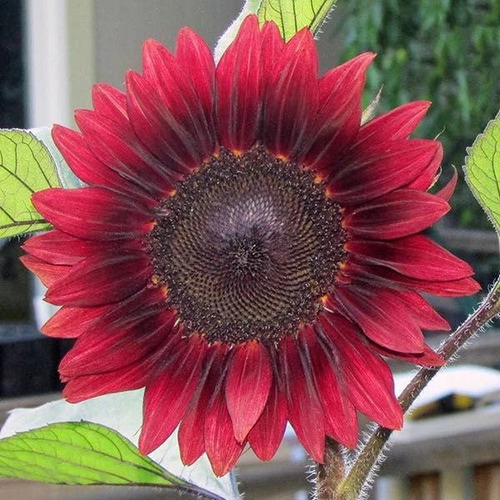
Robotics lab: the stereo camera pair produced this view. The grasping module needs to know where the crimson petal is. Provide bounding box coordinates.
[33,187,151,241]
[345,190,450,240]
[373,342,444,367]
[216,15,262,151]
[225,341,272,442]
[204,390,245,477]
[41,304,109,338]
[260,21,285,84]
[58,315,174,378]
[354,101,431,145]
[263,28,319,159]
[140,335,207,454]
[247,379,287,461]
[330,140,441,204]
[23,230,135,266]
[63,353,160,402]
[279,335,325,462]
[307,53,375,171]
[346,260,481,297]
[406,143,444,191]
[397,290,450,331]
[435,167,458,202]
[91,84,128,125]
[52,125,155,201]
[175,28,215,123]
[75,109,177,198]
[142,39,215,160]
[45,252,151,307]
[306,325,358,448]
[333,287,425,353]
[348,234,475,281]
[320,314,403,429]
[20,255,69,288]
[126,71,198,173]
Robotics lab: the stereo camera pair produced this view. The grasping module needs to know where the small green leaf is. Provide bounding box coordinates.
[0,129,60,238]
[0,421,224,498]
[257,0,337,40]
[1,391,240,499]
[464,110,500,235]
[0,422,179,486]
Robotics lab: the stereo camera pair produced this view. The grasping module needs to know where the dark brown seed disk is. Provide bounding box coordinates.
[149,144,347,345]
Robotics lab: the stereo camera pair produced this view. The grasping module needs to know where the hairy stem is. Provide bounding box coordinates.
[319,279,500,499]
[316,438,346,500]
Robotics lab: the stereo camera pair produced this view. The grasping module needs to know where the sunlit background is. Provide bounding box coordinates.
[1,1,499,499]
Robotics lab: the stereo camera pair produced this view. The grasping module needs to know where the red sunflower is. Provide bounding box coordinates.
[22,16,479,476]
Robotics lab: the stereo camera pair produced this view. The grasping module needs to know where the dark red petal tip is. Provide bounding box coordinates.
[225,341,272,443]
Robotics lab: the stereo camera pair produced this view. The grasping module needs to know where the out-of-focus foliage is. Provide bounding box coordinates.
[337,0,500,229]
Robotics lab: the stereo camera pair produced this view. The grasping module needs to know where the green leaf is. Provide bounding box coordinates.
[257,0,337,40]
[464,110,500,235]
[0,422,177,486]
[0,422,223,499]
[1,390,240,499]
[214,0,336,62]
[0,129,60,238]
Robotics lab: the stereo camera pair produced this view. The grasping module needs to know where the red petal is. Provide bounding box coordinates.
[178,386,210,466]
[142,39,215,160]
[307,53,375,171]
[345,190,449,240]
[63,354,158,402]
[45,252,151,307]
[91,84,128,124]
[44,287,166,339]
[178,348,226,466]
[225,341,273,442]
[348,234,475,281]
[435,167,458,202]
[346,260,481,297]
[355,101,431,145]
[329,140,441,204]
[75,109,177,197]
[373,342,445,367]
[279,335,325,462]
[23,230,133,266]
[58,313,175,378]
[140,335,207,454]
[319,314,403,429]
[334,286,425,353]
[247,379,287,461]
[260,21,285,84]
[20,255,69,288]
[52,125,158,203]
[216,15,262,151]
[406,142,443,191]
[204,391,245,476]
[33,187,151,241]
[397,290,450,331]
[41,304,109,338]
[306,325,358,448]
[175,28,215,123]
[126,70,199,173]
[263,28,319,159]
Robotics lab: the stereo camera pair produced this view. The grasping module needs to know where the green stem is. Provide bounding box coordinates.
[325,278,500,499]
[316,438,346,500]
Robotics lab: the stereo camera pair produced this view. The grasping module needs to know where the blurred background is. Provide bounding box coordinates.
[0,0,500,499]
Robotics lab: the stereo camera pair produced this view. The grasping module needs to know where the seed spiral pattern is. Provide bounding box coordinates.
[150,145,347,344]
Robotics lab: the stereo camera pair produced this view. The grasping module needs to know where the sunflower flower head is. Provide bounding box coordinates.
[22,16,479,476]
